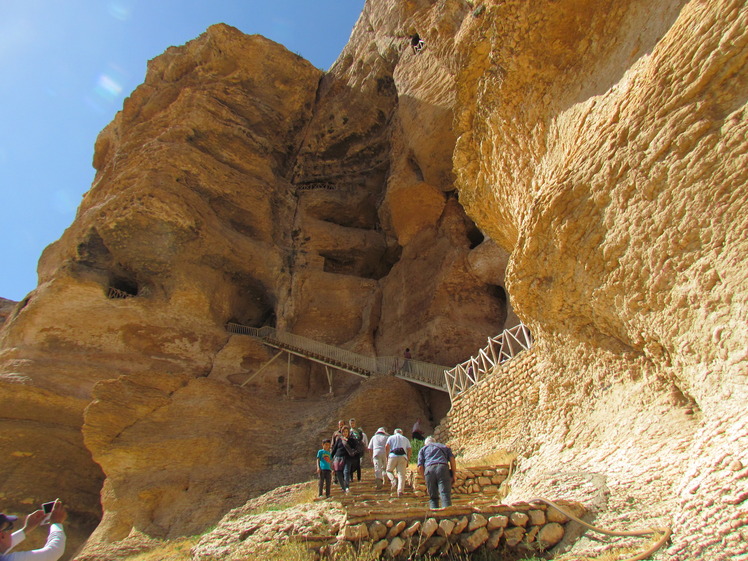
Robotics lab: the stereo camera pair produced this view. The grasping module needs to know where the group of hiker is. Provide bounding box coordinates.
[315,418,457,510]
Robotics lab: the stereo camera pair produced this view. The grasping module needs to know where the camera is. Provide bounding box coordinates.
[40,500,58,525]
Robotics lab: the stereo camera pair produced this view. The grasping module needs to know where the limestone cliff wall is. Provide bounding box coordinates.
[0,13,508,555]
[0,0,746,559]
[438,0,747,559]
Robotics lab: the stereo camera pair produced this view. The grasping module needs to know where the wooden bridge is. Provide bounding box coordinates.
[226,324,450,392]
[226,322,533,400]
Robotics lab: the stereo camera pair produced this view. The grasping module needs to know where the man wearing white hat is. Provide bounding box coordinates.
[367,427,389,489]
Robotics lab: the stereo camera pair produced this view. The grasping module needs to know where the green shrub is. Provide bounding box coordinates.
[411,438,425,463]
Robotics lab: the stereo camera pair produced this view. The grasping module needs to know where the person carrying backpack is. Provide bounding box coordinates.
[385,428,412,497]
[348,418,368,482]
[331,426,357,493]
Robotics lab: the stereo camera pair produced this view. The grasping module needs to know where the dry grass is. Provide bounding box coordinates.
[261,542,548,561]
[121,536,550,561]
[122,537,199,561]
[249,481,318,514]
[263,541,380,561]
[555,548,640,561]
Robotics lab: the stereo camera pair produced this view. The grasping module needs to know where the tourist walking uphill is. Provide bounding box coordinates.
[331,420,345,446]
[331,426,358,494]
[368,427,389,489]
[331,420,346,484]
[316,439,332,499]
[348,418,368,482]
[385,428,412,497]
[417,436,457,509]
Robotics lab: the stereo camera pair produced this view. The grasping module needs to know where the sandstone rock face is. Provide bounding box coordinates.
[441,0,747,559]
[1,13,508,551]
[1,26,322,551]
[0,297,16,325]
[1,0,745,559]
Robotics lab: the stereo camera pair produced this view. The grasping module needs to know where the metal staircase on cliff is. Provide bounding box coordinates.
[226,324,450,392]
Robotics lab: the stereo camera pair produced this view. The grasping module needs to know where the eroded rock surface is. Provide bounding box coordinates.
[442,0,748,559]
[1,0,746,559]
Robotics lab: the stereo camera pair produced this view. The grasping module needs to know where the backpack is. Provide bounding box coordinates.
[355,438,366,455]
[346,437,363,457]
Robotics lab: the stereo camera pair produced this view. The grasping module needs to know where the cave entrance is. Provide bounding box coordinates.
[107,274,139,299]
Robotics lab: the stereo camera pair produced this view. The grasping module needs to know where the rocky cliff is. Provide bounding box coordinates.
[0,11,503,559]
[1,0,746,559]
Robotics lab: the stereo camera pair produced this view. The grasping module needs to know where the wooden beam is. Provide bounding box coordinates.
[240,350,284,388]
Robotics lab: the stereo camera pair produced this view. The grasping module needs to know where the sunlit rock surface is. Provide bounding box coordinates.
[1,0,746,559]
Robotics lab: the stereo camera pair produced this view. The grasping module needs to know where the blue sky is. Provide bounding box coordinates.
[0,0,365,301]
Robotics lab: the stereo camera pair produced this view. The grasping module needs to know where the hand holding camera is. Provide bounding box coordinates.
[39,499,66,526]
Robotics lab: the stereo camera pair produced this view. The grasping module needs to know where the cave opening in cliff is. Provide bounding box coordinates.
[490,285,509,328]
[467,223,485,249]
[107,274,139,298]
[227,272,276,328]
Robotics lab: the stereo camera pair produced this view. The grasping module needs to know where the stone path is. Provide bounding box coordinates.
[332,470,506,523]
[315,466,582,558]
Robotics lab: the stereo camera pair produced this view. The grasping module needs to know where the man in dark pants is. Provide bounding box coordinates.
[417,436,457,509]
[348,418,368,482]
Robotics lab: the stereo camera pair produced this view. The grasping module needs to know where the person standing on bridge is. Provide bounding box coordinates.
[402,348,412,373]
[385,428,412,497]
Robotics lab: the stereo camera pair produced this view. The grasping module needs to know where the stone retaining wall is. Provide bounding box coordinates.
[410,466,510,497]
[437,349,540,451]
[328,500,585,559]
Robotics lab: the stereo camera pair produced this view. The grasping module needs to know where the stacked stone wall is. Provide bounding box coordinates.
[333,500,585,559]
[438,349,540,452]
[411,466,509,497]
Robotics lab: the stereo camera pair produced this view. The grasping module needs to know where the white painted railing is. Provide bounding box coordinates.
[443,323,533,400]
[107,286,135,299]
[226,323,449,391]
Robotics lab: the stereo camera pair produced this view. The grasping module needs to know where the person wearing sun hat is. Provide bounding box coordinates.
[0,500,67,560]
[367,427,389,489]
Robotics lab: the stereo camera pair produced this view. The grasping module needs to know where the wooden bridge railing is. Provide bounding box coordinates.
[443,323,533,400]
[226,323,449,391]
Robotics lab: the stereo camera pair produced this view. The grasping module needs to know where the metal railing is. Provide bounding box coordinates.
[107,286,135,299]
[444,323,533,400]
[226,323,449,391]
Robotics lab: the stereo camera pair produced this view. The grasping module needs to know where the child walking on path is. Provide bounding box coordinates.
[316,439,332,498]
